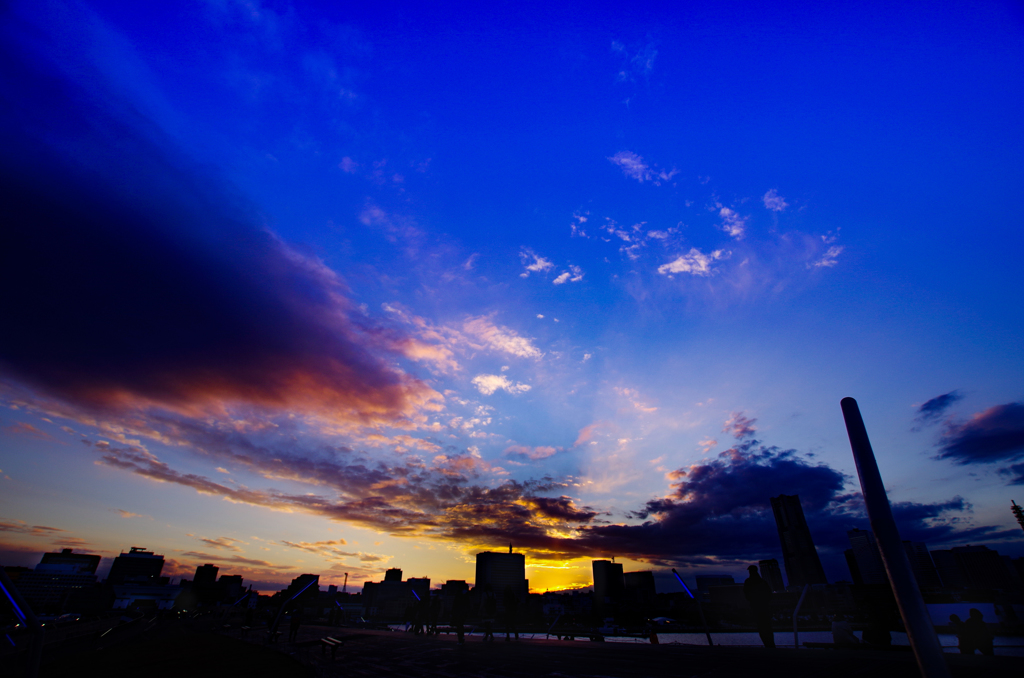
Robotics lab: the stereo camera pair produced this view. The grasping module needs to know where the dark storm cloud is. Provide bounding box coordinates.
[913,390,964,429]
[0,26,437,425]
[935,402,1024,465]
[91,434,997,566]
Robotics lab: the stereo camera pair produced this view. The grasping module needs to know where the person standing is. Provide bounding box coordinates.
[965,608,994,656]
[452,590,469,645]
[743,565,776,649]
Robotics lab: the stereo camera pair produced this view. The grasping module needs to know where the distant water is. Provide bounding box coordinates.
[387,626,1023,656]
[611,631,1024,656]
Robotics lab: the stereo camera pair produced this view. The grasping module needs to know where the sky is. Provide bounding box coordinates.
[1,0,1023,595]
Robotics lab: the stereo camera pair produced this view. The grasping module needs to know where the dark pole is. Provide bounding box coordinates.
[841,398,949,678]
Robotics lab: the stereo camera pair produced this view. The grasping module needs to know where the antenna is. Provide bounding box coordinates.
[509,542,512,554]
[343,572,348,593]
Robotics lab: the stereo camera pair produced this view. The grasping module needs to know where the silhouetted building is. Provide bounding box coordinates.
[385,568,403,582]
[847,529,886,585]
[902,541,942,590]
[592,560,624,613]
[770,494,827,587]
[40,548,101,574]
[758,559,785,592]
[194,564,219,586]
[844,549,863,585]
[930,545,1015,590]
[931,549,967,589]
[362,571,427,620]
[475,550,527,602]
[106,547,165,585]
[218,574,244,600]
[623,570,657,611]
[695,575,734,603]
[14,549,100,613]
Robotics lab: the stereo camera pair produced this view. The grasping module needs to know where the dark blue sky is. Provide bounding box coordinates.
[2,0,1022,591]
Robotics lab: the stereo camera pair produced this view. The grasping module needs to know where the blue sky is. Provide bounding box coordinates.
[2,0,1023,592]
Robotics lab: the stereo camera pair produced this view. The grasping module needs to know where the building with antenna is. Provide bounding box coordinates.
[770,494,828,588]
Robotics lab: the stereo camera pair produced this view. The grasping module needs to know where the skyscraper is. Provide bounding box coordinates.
[592,560,624,614]
[770,494,827,587]
[106,547,165,585]
[847,528,886,585]
[475,550,527,600]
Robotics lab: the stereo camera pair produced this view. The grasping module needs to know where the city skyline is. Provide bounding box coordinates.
[2,1,1024,594]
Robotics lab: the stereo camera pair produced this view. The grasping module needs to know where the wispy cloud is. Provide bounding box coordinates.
[763,189,788,212]
[471,374,531,396]
[810,245,844,268]
[718,207,747,239]
[723,411,757,439]
[519,248,554,277]
[657,248,729,276]
[504,445,560,461]
[607,151,678,185]
[198,536,244,552]
[553,265,584,285]
[913,390,964,429]
[463,317,542,359]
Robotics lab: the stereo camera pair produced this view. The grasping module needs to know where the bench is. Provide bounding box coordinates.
[320,636,344,659]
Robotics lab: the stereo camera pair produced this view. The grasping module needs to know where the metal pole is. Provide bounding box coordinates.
[792,584,808,649]
[0,565,44,678]
[841,398,950,678]
[672,569,712,647]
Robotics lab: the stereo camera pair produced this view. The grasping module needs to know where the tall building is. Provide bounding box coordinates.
[14,549,100,613]
[475,549,527,600]
[844,549,863,585]
[758,559,785,592]
[40,548,101,574]
[361,570,427,620]
[623,570,657,609]
[847,529,887,585]
[194,564,219,587]
[930,545,1015,590]
[106,547,165,585]
[384,568,403,582]
[592,560,624,614]
[770,494,827,587]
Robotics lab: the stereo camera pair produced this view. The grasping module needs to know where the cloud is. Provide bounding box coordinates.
[935,402,1024,467]
[504,445,560,461]
[913,390,964,429]
[3,421,55,441]
[471,374,531,396]
[113,509,147,519]
[763,189,788,212]
[718,208,747,239]
[179,551,294,569]
[608,151,652,182]
[723,412,757,439]
[553,265,584,285]
[0,521,67,537]
[199,536,243,552]
[810,245,844,268]
[463,317,542,359]
[606,152,678,185]
[0,39,441,429]
[519,248,554,277]
[657,248,729,276]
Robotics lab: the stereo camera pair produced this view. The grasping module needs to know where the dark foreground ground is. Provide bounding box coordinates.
[23,621,1023,678]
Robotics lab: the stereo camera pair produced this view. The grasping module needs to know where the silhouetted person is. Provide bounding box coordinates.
[482,590,497,642]
[452,591,469,645]
[743,565,775,649]
[965,608,993,656]
[429,595,441,635]
[949,614,973,654]
[503,587,520,641]
[288,607,302,642]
